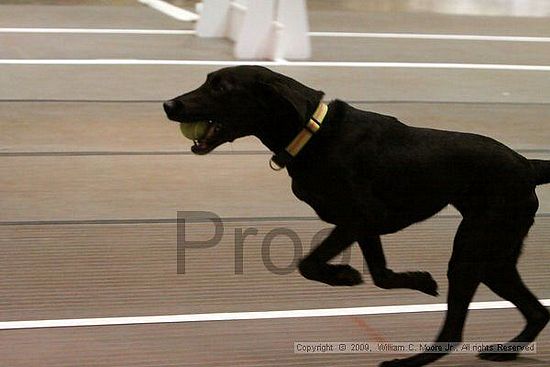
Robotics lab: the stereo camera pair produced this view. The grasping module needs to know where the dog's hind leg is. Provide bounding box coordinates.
[380,218,485,367]
[475,216,549,363]
[473,205,549,360]
[381,264,480,367]
[298,226,363,286]
[358,235,438,296]
[478,264,549,361]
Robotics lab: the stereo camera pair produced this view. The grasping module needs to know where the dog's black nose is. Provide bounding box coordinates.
[163,99,183,117]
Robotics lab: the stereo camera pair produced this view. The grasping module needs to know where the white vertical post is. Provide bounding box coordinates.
[276,0,311,59]
[226,0,248,42]
[196,0,231,37]
[234,0,275,59]
[271,21,285,61]
[195,0,311,60]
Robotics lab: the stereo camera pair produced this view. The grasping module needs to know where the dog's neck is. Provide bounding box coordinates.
[259,102,329,170]
[255,114,301,154]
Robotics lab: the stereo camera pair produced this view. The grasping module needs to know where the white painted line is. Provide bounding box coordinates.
[1,59,550,71]
[0,28,195,35]
[310,31,550,43]
[3,28,550,44]
[1,299,549,330]
[3,27,550,44]
[138,0,199,22]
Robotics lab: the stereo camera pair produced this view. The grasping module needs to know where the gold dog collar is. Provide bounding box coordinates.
[270,102,329,171]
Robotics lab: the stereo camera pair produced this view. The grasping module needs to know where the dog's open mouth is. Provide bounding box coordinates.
[164,106,227,155]
[188,120,225,155]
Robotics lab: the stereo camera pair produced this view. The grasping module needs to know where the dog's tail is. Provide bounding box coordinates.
[530,159,550,185]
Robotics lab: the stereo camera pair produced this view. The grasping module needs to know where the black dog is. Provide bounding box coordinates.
[164,66,550,367]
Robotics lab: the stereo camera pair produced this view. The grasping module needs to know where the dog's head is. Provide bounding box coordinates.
[163,66,324,154]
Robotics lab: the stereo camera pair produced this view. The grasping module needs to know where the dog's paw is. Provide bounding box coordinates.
[379,358,413,367]
[478,351,519,362]
[299,261,363,286]
[326,264,364,286]
[380,359,401,367]
[406,271,439,296]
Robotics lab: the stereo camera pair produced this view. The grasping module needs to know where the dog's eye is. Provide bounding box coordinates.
[212,83,226,93]
[210,76,227,93]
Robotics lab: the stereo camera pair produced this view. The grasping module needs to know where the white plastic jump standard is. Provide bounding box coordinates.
[275,0,311,59]
[196,0,311,60]
[196,0,232,38]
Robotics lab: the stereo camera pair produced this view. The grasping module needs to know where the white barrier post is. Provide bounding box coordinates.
[275,0,311,59]
[227,0,248,42]
[234,0,275,59]
[195,0,231,37]
[196,0,311,60]
[196,0,248,39]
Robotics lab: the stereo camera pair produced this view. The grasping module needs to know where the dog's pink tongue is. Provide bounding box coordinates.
[204,122,219,140]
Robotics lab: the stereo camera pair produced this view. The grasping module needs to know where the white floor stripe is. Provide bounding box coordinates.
[2,28,550,44]
[1,59,550,71]
[0,28,194,35]
[1,299,549,330]
[310,31,550,43]
[138,0,199,22]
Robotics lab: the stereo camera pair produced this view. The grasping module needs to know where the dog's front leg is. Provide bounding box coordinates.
[298,226,363,286]
[359,236,438,296]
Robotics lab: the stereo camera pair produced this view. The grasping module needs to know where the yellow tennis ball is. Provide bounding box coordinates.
[179,121,209,141]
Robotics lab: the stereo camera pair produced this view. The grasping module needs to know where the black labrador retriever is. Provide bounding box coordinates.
[163,66,550,367]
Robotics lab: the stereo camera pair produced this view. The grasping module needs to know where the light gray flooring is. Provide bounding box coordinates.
[0,1,549,366]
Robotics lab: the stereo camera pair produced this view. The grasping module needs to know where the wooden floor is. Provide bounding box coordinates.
[0,1,549,366]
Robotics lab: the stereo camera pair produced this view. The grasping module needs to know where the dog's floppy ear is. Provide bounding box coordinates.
[257,74,324,123]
